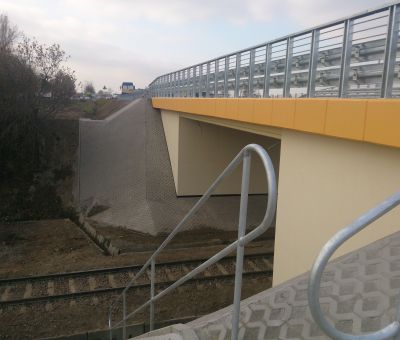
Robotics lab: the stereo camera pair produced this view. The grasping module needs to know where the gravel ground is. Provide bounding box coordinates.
[0,219,274,339]
[0,219,274,278]
[0,277,272,339]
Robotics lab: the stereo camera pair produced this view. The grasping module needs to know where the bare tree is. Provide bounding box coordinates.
[0,14,76,176]
[16,36,76,103]
[84,81,95,96]
[0,14,18,53]
[51,71,76,102]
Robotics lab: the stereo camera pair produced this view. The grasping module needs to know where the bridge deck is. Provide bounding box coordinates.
[152,97,400,149]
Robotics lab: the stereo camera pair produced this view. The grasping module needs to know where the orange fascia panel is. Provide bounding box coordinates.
[225,98,239,120]
[253,99,273,125]
[180,98,193,113]
[365,100,400,148]
[200,98,216,116]
[193,98,205,115]
[152,98,400,148]
[294,99,327,134]
[271,99,296,128]
[237,99,255,123]
[214,98,227,119]
[171,98,185,112]
[325,99,367,141]
[152,98,162,108]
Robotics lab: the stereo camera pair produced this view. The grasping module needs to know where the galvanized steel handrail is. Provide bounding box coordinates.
[108,144,277,340]
[308,192,400,340]
[148,2,400,99]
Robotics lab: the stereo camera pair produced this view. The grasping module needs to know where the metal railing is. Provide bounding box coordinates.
[108,144,277,340]
[308,192,400,339]
[149,2,400,99]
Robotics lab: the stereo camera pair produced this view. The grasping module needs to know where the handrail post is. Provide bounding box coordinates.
[107,144,277,334]
[338,19,353,97]
[308,192,400,339]
[122,292,127,340]
[150,258,156,331]
[214,60,219,97]
[263,44,271,98]
[307,29,320,98]
[231,151,251,340]
[108,309,112,340]
[382,4,400,98]
[224,56,229,97]
[234,52,241,97]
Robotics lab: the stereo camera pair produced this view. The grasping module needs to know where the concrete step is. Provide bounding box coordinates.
[131,324,198,340]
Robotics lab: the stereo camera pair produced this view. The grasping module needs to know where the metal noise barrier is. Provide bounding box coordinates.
[308,192,400,340]
[149,2,400,99]
[107,144,277,340]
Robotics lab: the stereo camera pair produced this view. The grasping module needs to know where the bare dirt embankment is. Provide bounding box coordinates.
[0,119,79,223]
[0,98,131,223]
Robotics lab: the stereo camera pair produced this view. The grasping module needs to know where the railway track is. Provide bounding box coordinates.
[0,249,273,307]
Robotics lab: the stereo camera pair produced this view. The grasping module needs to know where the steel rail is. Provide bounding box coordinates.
[0,242,273,286]
[149,2,397,80]
[308,192,400,339]
[108,144,277,340]
[149,2,400,98]
[1,266,273,307]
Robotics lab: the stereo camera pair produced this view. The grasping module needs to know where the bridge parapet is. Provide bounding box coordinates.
[149,2,400,99]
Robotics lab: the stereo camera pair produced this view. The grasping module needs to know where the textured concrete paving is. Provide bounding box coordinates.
[79,98,268,235]
[184,231,400,339]
[80,99,154,233]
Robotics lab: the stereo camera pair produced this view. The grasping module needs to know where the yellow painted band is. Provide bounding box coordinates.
[152,98,400,149]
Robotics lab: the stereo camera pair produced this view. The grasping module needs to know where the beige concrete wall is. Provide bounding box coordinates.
[178,117,280,196]
[160,110,281,196]
[180,113,282,140]
[161,111,180,192]
[273,129,400,286]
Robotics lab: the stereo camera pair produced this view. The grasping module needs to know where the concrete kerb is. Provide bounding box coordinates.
[131,324,199,340]
[76,213,120,256]
[42,316,199,340]
[42,322,146,340]
[79,98,141,124]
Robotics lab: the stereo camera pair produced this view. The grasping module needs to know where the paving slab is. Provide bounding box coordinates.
[170,231,400,339]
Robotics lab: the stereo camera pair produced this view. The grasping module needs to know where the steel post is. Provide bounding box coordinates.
[206,62,210,98]
[150,258,155,331]
[107,144,277,332]
[175,73,177,97]
[231,151,251,340]
[214,60,219,97]
[283,37,294,97]
[248,49,255,97]
[382,4,400,98]
[224,56,229,97]
[191,67,195,97]
[122,292,126,340]
[263,44,272,98]
[234,53,241,97]
[339,19,354,97]
[108,310,112,340]
[307,29,320,97]
[199,66,203,97]
[178,71,181,97]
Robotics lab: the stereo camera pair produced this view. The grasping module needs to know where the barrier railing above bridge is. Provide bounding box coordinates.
[149,2,400,99]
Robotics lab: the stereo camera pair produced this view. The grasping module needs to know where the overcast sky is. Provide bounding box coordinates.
[0,0,390,92]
